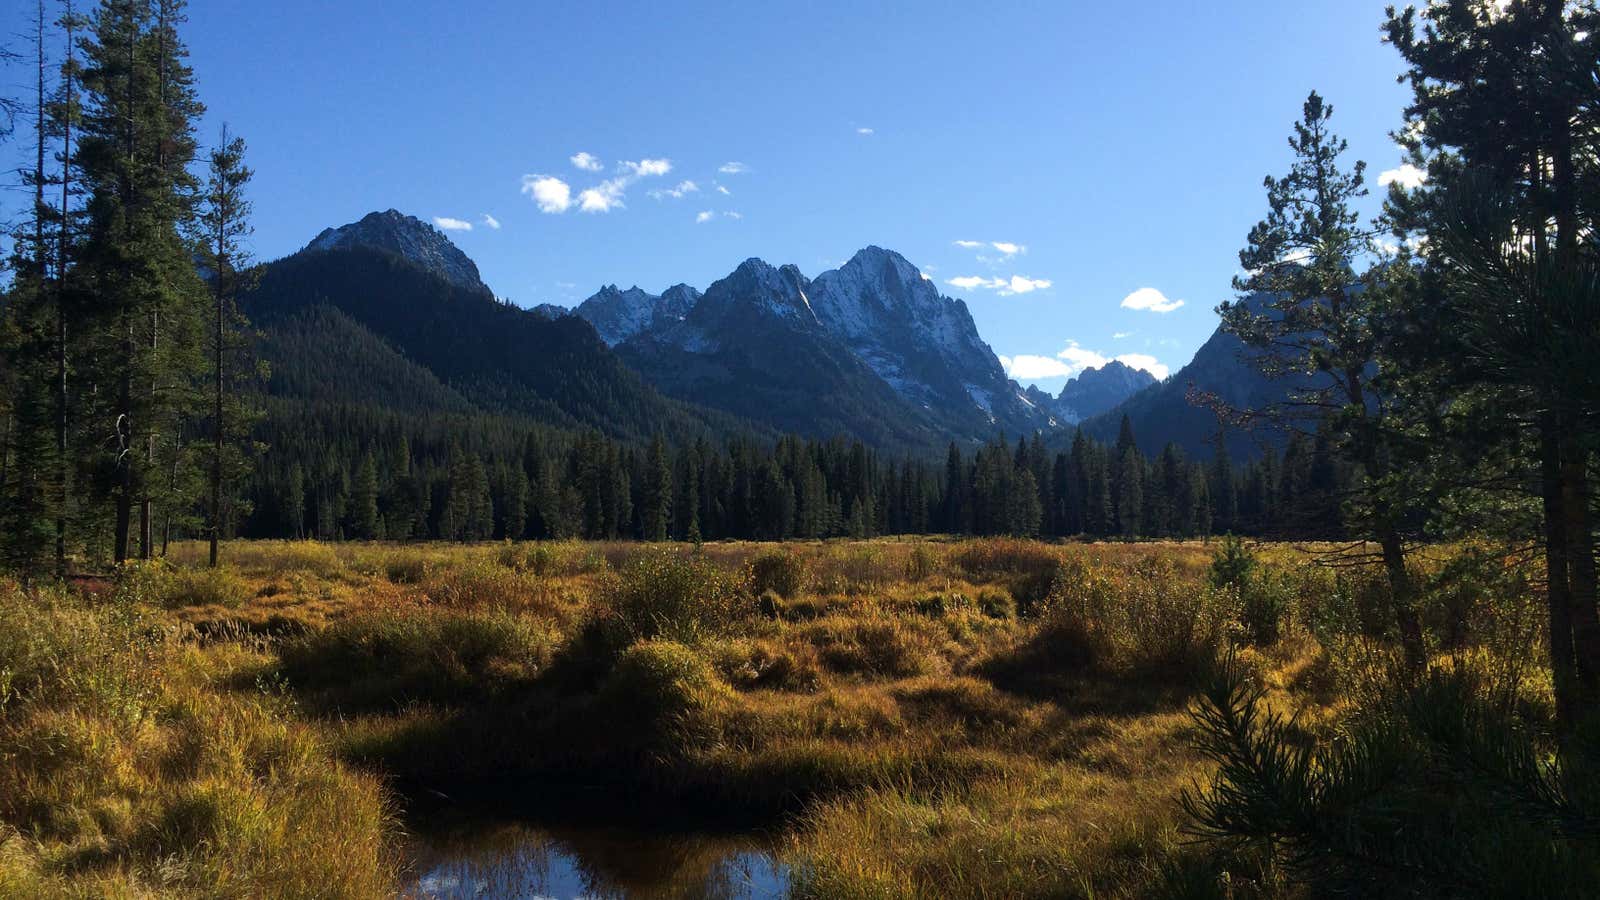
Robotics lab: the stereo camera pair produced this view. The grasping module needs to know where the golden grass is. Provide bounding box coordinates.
[1,536,1540,898]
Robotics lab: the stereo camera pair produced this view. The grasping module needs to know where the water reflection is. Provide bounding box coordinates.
[404,819,789,899]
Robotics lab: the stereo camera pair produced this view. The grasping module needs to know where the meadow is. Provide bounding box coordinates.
[0,536,1553,898]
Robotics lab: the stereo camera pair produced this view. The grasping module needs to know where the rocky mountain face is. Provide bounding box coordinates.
[609,248,1054,449]
[575,284,701,346]
[616,259,952,451]
[1054,360,1158,423]
[306,209,490,297]
[806,247,1051,433]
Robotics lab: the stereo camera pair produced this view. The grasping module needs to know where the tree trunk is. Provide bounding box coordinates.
[1542,410,1578,730]
[1379,528,1426,671]
[1562,427,1599,703]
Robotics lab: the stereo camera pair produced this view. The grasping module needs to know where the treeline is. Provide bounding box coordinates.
[0,0,260,575]
[239,405,1345,543]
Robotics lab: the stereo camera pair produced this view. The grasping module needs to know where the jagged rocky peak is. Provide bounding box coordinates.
[1055,360,1159,423]
[702,258,817,324]
[307,209,489,296]
[575,282,703,346]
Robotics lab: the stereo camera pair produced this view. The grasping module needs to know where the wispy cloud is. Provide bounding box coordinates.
[719,161,748,174]
[481,214,501,230]
[990,241,1024,255]
[724,211,742,220]
[715,184,731,195]
[622,158,672,177]
[696,211,714,224]
[856,127,875,135]
[946,275,1053,296]
[649,180,699,200]
[570,151,603,172]
[1002,341,1169,380]
[953,240,984,249]
[1378,163,1427,190]
[1120,287,1185,314]
[521,175,573,213]
[1112,331,1132,339]
[433,216,472,232]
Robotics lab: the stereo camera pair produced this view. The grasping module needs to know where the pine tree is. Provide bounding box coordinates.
[349,452,379,540]
[1220,91,1426,668]
[642,433,672,541]
[195,124,258,565]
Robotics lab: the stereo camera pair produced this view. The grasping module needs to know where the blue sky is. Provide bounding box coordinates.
[13,0,1417,388]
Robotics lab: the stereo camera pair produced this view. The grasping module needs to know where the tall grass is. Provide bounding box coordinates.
[0,583,394,897]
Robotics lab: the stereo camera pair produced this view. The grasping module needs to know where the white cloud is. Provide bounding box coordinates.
[1114,353,1169,379]
[570,151,603,172]
[622,158,672,177]
[578,177,629,213]
[695,211,714,224]
[522,175,573,213]
[1056,342,1111,374]
[715,184,731,195]
[481,214,501,230]
[1002,276,1050,294]
[1378,163,1428,190]
[945,275,1052,296]
[999,354,1075,379]
[953,240,984,249]
[649,180,699,200]
[433,216,472,232]
[719,161,748,174]
[1002,341,1170,381]
[857,127,875,135]
[724,211,742,220]
[1120,287,1185,313]
[991,241,1024,255]
[998,336,1164,377]
[1112,331,1132,339]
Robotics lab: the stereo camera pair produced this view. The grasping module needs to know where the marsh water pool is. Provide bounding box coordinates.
[399,790,791,899]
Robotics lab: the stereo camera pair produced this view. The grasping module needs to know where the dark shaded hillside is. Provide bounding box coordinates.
[244,246,755,445]
[1079,324,1311,460]
[255,305,475,416]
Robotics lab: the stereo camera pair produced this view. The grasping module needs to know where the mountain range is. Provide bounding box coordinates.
[247,210,1282,458]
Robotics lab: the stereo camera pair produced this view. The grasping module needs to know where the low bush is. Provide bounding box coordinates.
[606,548,752,644]
[601,639,730,760]
[278,607,550,709]
[807,617,935,678]
[976,587,1017,620]
[749,548,808,599]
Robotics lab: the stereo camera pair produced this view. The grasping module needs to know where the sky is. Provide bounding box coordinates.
[7,0,1418,389]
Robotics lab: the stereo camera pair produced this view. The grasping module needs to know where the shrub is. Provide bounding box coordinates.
[1238,569,1292,646]
[1183,656,1600,897]
[601,639,729,759]
[809,618,933,678]
[749,548,808,599]
[1207,535,1257,591]
[278,608,549,709]
[381,553,431,584]
[1029,556,1227,681]
[606,548,751,644]
[718,639,823,693]
[912,591,970,618]
[423,561,537,610]
[976,588,1017,620]
[904,544,941,582]
[950,538,1060,580]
